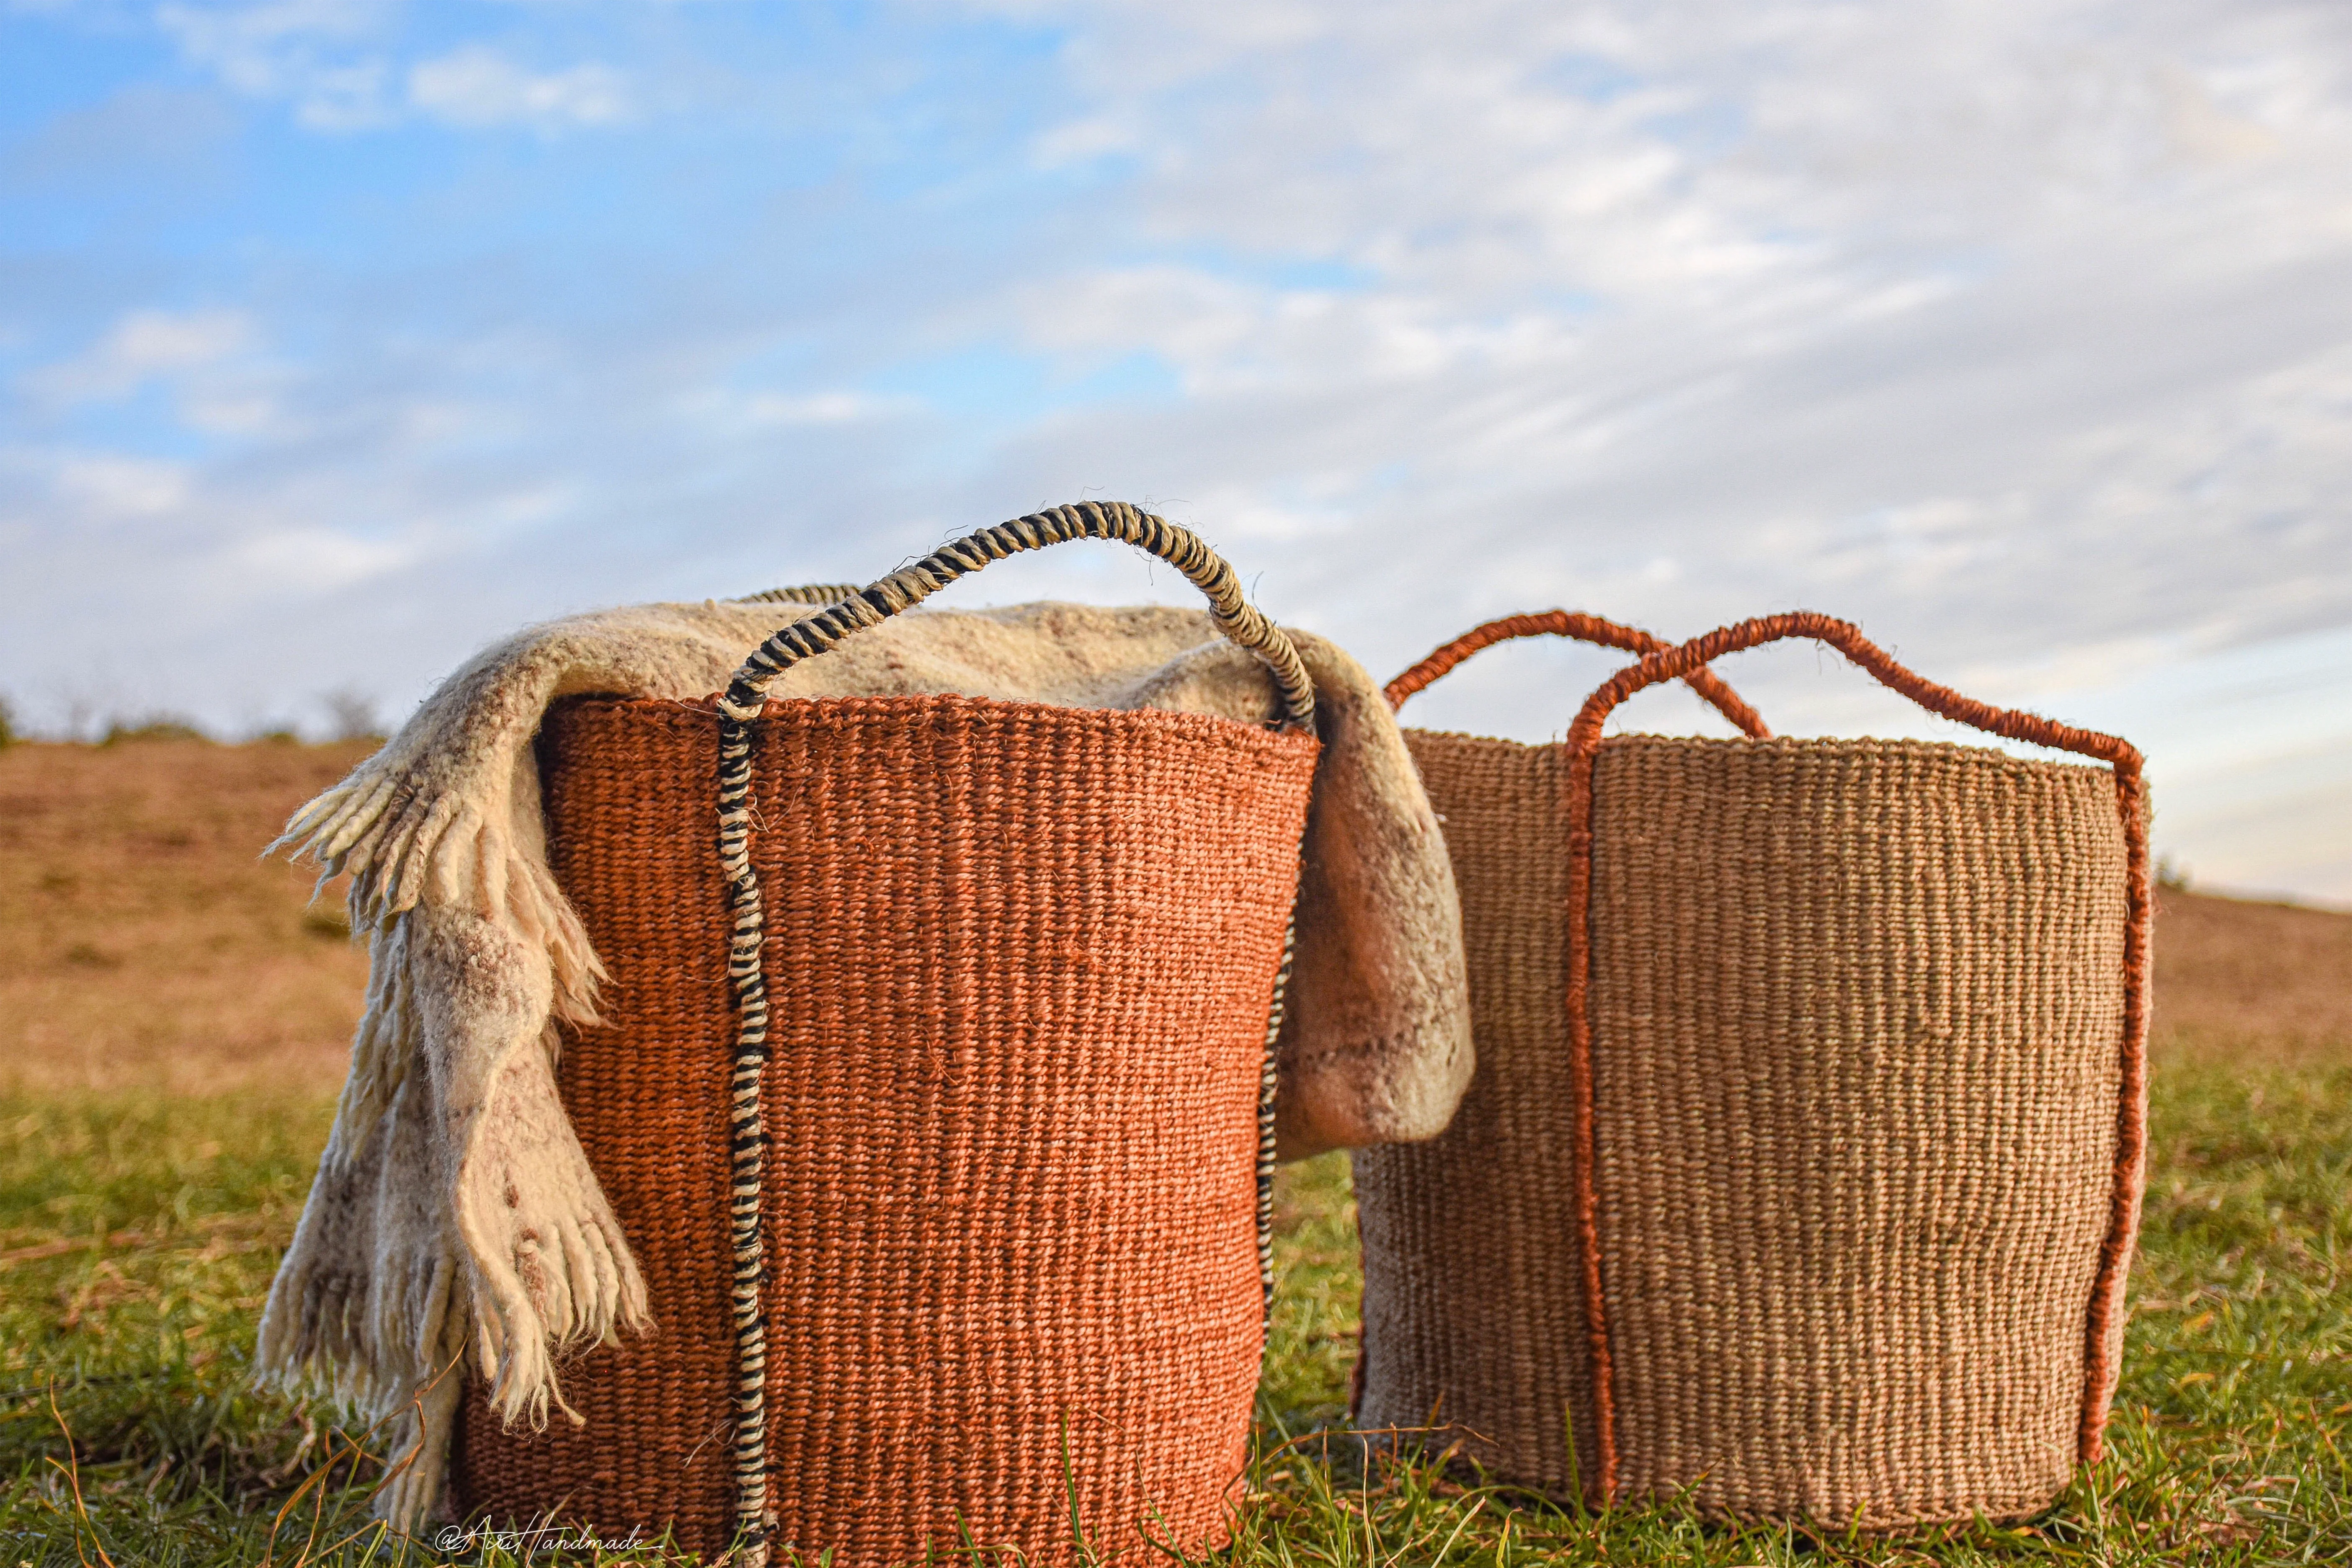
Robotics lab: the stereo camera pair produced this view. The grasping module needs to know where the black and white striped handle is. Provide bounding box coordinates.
[715,501,1316,731]
[734,582,865,607]
[712,503,1313,1565]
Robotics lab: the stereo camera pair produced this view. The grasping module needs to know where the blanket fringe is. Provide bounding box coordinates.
[452,1023,650,1432]
[276,766,606,1031]
[372,1292,470,1531]
[266,743,642,1530]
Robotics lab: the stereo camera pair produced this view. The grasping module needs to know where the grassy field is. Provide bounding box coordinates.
[2,738,2348,1565]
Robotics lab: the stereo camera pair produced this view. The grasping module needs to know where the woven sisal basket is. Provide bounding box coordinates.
[452,505,1321,1565]
[1354,610,2150,1527]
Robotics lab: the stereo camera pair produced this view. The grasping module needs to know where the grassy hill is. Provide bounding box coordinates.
[0,737,2346,1565]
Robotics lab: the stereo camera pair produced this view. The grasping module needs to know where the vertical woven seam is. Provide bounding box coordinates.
[1382,611,1772,739]
[1257,918,1298,1313]
[1559,742,1618,1506]
[1560,609,2152,1495]
[2087,767,2153,1463]
[714,711,774,1563]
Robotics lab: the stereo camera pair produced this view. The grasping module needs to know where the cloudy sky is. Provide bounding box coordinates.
[4,0,2349,904]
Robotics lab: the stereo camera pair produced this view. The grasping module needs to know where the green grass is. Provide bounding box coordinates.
[3,1057,2347,1565]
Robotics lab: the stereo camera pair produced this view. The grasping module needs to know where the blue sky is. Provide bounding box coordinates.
[5,0,2350,904]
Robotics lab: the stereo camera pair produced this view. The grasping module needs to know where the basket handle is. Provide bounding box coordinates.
[1566,610,2142,774]
[1554,609,2151,1506]
[734,583,865,606]
[716,501,1315,732]
[1384,611,1772,738]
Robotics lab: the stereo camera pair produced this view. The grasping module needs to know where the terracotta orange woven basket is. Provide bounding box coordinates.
[1355,610,2150,1527]
[452,504,1321,1565]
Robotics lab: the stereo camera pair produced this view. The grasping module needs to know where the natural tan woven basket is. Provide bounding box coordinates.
[1355,610,2150,1527]
[452,504,1320,1565]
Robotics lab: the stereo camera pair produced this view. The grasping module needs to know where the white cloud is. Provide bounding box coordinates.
[219,525,421,591]
[1031,113,1140,169]
[15,307,299,440]
[47,453,193,517]
[147,3,632,131]
[738,391,914,426]
[407,46,633,130]
[21,308,253,405]
[156,0,397,128]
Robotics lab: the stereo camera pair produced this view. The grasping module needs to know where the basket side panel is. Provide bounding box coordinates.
[1353,730,1600,1497]
[464,694,1313,1564]
[1589,735,2128,1525]
[748,698,1313,1566]
[454,697,740,1553]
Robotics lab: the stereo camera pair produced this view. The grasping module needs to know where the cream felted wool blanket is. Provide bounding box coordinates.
[258,594,1470,1528]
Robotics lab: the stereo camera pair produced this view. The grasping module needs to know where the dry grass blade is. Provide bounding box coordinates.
[46,1381,120,1568]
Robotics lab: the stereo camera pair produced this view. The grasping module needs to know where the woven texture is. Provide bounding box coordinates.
[1357,728,2132,1526]
[1353,732,1600,1489]
[455,691,1316,1563]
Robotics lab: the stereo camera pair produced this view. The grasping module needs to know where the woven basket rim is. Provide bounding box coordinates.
[1400,725,2111,776]
[556,689,1322,750]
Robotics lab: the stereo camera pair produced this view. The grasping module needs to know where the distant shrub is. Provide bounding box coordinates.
[319,688,385,744]
[0,695,14,750]
[101,714,212,745]
[301,908,353,941]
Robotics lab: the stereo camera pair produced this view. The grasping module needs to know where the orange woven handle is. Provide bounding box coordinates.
[1558,611,2151,1503]
[1384,611,1772,738]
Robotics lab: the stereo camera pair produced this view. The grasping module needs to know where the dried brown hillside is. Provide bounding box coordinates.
[0,738,373,1095]
[2151,885,2352,1065]
[0,738,2343,1094]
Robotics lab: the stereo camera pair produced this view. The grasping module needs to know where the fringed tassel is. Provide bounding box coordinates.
[447,1018,650,1434]
[374,1293,470,1532]
[261,758,642,1528]
[274,751,607,1034]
